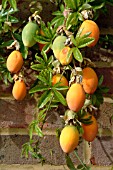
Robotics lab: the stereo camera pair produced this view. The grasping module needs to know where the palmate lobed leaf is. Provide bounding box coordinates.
[31,63,46,71]
[53,89,67,106]
[64,0,77,10]
[51,15,64,28]
[38,90,52,108]
[41,42,51,52]
[34,35,50,44]
[37,109,46,123]
[73,47,83,62]
[35,126,44,137]
[8,0,17,10]
[66,12,79,30]
[77,37,95,48]
[29,85,50,94]
[53,85,69,91]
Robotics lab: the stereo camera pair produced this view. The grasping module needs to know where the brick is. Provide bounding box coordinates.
[97,102,113,132]
[91,137,113,166]
[0,95,65,129]
[0,135,83,165]
[0,82,12,96]
[0,96,36,128]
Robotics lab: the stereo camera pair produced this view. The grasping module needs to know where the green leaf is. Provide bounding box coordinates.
[93,2,105,10]
[81,3,92,10]
[52,11,63,16]
[70,35,77,46]
[21,46,28,59]
[37,109,46,123]
[42,42,51,52]
[8,0,17,10]
[38,90,52,108]
[98,75,104,86]
[51,15,64,28]
[1,40,14,47]
[91,94,97,105]
[35,55,44,64]
[65,154,77,170]
[54,85,69,91]
[34,35,50,44]
[31,63,46,71]
[41,50,47,62]
[29,85,49,94]
[29,125,34,140]
[37,74,48,84]
[53,89,67,106]
[77,37,94,48]
[47,55,54,65]
[64,0,77,10]
[21,142,29,158]
[66,12,78,30]
[35,126,44,137]
[73,47,83,62]
[7,15,19,23]
[77,31,91,39]
[99,86,109,93]
[2,0,8,9]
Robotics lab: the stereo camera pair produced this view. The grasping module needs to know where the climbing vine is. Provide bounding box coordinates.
[0,0,113,169]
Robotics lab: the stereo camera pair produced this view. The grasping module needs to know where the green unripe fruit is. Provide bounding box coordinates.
[22,22,39,47]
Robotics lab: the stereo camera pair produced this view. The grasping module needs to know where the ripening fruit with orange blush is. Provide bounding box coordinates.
[66,83,85,112]
[82,67,98,94]
[6,50,23,73]
[52,74,68,95]
[12,80,27,100]
[82,113,98,142]
[60,125,79,153]
[52,74,69,86]
[79,20,100,47]
[59,46,72,65]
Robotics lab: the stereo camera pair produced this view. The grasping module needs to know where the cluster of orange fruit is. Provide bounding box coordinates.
[52,67,98,153]
[5,18,100,154]
[52,19,100,153]
[6,50,27,101]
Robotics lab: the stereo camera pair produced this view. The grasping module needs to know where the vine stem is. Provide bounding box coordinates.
[74,150,90,170]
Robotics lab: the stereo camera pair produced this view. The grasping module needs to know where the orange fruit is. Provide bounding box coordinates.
[59,46,72,65]
[66,83,85,112]
[6,50,23,73]
[82,67,98,94]
[60,125,79,153]
[79,20,100,47]
[52,74,68,86]
[82,113,98,142]
[12,80,27,100]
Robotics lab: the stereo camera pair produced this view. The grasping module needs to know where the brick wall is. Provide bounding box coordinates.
[0,0,113,170]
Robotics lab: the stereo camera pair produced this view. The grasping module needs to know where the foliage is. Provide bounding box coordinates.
[0,0,112,169]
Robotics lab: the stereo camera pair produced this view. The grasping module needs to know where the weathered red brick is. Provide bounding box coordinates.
[0,135,83,165]
[91,137,113,166]
[0,96,36,128]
